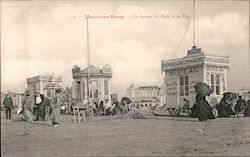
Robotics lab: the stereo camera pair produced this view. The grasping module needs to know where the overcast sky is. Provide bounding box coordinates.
[1,0,249,96]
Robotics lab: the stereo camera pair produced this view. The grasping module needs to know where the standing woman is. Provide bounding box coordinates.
[51,89,62,127]
[195,93,214,121]
[194,83,215,122]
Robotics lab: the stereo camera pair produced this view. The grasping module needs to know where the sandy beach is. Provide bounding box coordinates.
[1,111,250,157]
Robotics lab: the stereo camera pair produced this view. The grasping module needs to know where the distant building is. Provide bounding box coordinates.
[236,87,250,101]
[61,87,72,103]
[72,64,112,105]
[11,93,24,108]
[26,75,62,110]
[126,84,160,109]
[111,93,118,102]
[1,92,24,109]
[161,46,230,107]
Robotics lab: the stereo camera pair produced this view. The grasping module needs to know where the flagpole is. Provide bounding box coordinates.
[86,17,90,104]
[193,0,196,47]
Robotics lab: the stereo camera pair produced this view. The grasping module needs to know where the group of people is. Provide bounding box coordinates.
[69,98,130,117]
[91,99,114,116]
[187,93,250,121]
[13,89,63,127]
[216,94,250,117]
[31,89,62,127]
[3,85,249,125]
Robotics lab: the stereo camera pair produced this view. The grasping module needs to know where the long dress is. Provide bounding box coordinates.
[196,93,214,121]
[190,103,199,118]
[51,95,62,125]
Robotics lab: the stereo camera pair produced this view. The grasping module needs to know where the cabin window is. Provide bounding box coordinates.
[76,81,81,99]
[211,74,220,95]
[82,81,85,98]
[179,75,189,96]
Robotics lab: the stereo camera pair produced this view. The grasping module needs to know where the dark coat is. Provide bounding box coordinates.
[38,98,51,118]
[234,98,246,112]
[190,103,199,118]
[195,93,214,120]
[3,96,13,109]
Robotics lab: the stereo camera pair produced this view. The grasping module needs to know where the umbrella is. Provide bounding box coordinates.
[193,83,213,96]
[121,97,132,104]
[223,92,234,96]
[223,92,236,98]
[223,92,237,101]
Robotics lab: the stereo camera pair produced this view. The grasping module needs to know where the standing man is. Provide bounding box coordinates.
[3,93,14,119]
[51,89,62,127]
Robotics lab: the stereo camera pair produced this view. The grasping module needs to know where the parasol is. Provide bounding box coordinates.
[193,82,213,96]
[223,92,236,99]
[223,92,234,96]
[121,97,132,104]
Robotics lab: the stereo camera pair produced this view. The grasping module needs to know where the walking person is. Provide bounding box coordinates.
[51,89,62,127]
[193,83,215,121]
[195,93,214,121]
[3,93,14,119]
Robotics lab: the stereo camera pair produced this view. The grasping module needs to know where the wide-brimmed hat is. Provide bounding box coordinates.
[55,89,62,93]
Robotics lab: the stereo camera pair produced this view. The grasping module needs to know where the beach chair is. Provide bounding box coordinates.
[236,105,245,117]
[72,106,86,123]
[96,107,107,116]
[167,105,191,116]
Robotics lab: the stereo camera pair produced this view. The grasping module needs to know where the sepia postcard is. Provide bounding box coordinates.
[1,0,250,156]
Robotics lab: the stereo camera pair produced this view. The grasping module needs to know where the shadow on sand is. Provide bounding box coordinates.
[151,114,201,122]
[12,119,51,126]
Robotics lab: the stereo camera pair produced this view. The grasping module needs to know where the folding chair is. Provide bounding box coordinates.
[167,107,182,116]
[97,108,106,116]
[167,107,176,116]
[172,106,182,116]
[72,106,86,123]
[167,105,190,116]
[236,106,245,118]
